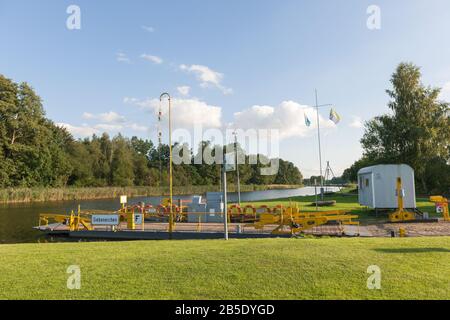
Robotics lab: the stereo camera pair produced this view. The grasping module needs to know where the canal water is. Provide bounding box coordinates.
[0,187,339,244]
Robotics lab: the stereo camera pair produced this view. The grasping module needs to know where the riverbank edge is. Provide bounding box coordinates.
[0,184,303,204]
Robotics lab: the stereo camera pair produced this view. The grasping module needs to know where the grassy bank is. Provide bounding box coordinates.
[243,192,439,223]
[0,237,448,299]
[0,184,302,204]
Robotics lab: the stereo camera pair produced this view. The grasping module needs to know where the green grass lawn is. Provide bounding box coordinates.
[242,192,440,223]
[0,237,449,300]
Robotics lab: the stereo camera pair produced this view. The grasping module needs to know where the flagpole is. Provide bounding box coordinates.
[306,91,333,201]
[315,89,324,200]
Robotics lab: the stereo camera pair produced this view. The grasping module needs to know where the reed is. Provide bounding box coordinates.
[0,184,302,204]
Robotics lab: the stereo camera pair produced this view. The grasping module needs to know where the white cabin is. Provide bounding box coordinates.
[357,164,416,209]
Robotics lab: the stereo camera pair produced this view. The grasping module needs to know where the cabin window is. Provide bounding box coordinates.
[365,179,369,187]
[359,177,363,189]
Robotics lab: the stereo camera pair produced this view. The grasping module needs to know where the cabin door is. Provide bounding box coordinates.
[359,173,373,207]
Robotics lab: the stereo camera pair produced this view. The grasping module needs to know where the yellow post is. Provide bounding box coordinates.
[160,93,174,237]
[77,205,81,231]
[69,210,75,231]
[127,207,135,230]
[396,177,403,211]
[443,202,450,222]
[389,177,415,222]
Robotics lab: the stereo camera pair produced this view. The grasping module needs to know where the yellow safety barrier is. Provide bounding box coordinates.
[242,205,257,222]
[228,204,242,222]
[37,199,360,237]
[247,205,358,235]
[429,196,450,221]
[39,209,93,231]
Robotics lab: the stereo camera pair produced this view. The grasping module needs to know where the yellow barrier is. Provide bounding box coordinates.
[247,205,358,235]
[429,196,449,221]
[39,210,93,231]
[38,202,360,236]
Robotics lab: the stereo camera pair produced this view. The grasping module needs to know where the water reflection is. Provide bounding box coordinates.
[0,187,339,244]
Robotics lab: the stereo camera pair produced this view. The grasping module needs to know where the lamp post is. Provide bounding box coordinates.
[160,92,174,236]
[232,131,241,206]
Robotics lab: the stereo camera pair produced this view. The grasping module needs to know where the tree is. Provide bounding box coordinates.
[133,153,151,186]
[0,75,19,186]
[44,122,73,186]
[355,62,450,192]
[67,140,94,186]
[110,135,134,186]
[131,136,153,159]
[193,141,220,185]
[274,159,303,185]
[0,78,74,187]
[342,157,375,183]
[0,73,305,189]
[86,135,110,186]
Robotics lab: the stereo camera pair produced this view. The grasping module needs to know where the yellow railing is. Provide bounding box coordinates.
[38,203,360,235]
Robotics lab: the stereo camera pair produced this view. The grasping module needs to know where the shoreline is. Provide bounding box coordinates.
[0,184,303,204]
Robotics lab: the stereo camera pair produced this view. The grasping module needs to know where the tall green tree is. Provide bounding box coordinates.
[274,159,303,185]
[359,63,450,192]
[0,78,73,187]
[0,75,19,186]
[110,135,134,186]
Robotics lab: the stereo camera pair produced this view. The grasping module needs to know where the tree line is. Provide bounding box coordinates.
[343,63,450,194]
[0,74,303,188]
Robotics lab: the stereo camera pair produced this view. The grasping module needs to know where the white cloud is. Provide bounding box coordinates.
[128,123,149,132]
[349,115,363,128]
[179,64,232,95]
[58,121,148,138]
[124,98,340,140]
[94,124,123,131]
[123,97,139,105]
[116,52,131,64]
[141,25,155,33]
[141,54,163,64]
[93,123,148,132]
[57,123,99,138]
[177,86,190,96]
[439,82,450,101]
[82,111,126,124]
[124,97,222,129]
[232,101,336,139]
[61,110,148,138]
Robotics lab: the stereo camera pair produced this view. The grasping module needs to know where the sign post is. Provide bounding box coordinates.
[120,195,127,208]
[91,215,120,226]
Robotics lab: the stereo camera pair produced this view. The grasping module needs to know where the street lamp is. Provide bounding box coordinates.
[232,131,241,206]
[160,92,174,236]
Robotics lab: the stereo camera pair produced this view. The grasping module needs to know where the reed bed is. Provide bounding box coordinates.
[0,184,302,204]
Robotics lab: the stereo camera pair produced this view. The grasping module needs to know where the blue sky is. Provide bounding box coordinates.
[1,0,450,177]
